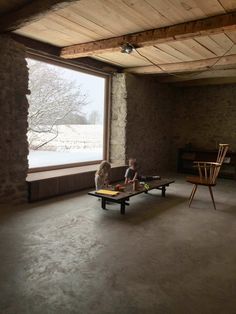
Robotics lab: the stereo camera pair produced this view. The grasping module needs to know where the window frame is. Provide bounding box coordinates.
[26,52,111,173]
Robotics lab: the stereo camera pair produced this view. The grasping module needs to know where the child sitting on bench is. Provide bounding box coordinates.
[95,160,111,190]
[125,158,138,184]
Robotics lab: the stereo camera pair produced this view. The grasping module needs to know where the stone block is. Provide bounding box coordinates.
[0,34,29,204]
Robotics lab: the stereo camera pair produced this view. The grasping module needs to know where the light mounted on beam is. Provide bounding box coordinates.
[120,43,134,54]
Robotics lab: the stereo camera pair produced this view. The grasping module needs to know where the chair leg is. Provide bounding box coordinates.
[189,184,198,207]
[208,186,216,210]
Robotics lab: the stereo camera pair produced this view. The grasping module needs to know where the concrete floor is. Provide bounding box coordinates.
[0,174,236,314]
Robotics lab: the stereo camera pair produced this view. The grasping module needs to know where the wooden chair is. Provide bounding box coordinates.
[186,144,229,209]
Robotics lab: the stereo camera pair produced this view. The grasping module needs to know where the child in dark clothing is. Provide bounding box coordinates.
[125,158,138,184]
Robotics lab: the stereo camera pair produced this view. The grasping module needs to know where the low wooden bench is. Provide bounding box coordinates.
[27,165,126,201]
[88,178,175,214]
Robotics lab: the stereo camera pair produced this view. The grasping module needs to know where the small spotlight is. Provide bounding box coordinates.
[121,43,134,54]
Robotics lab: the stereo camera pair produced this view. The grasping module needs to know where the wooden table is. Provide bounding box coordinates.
[88,178,175,215]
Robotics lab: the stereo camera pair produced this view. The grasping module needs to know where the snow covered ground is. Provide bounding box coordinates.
[28,149,102,168]
[28,124,103,168]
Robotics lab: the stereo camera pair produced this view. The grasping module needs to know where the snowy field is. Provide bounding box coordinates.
[28,149,102,168]
[28,124,103,168]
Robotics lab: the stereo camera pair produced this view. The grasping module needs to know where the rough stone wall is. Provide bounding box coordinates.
[126,75,174,174]
[110,73,174,175]
[171,84,236,167]
[111,75,236,174]
[0,35,29,203]
[110,73,127,165]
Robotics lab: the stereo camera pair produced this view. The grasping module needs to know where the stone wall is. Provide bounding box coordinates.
[1,40,235,204]
[126,75,174,174]
[171,84,236,168]
[111,75,236,174]
[110,73,174,175]
[110,73,127,165]
[0,35,29,203]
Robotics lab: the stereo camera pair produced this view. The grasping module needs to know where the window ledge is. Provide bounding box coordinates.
[27,164,96,182]
[27,163,125,182]
[26,164,126,201]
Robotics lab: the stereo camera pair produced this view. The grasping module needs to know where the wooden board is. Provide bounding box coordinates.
[94,51,150,67]
[60,11,236,58]
[157,69,236,83]
[14,0,236,47]
[4,0,236,77]
[0,0,78,32]
[219,0,236,11]
[125,54,236,74]
[89,32,236,69]
[88,178,175,214]
[0,0,31,16]
[89,179,175,201]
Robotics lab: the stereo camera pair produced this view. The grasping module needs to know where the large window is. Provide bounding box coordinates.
[27,56,108,170]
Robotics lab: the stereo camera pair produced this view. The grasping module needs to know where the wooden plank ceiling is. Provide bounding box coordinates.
[0,0,31,17]
[10,0,236,81]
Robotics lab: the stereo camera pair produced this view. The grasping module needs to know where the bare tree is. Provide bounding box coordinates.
[27,59,88,149]
[88,110,101,124]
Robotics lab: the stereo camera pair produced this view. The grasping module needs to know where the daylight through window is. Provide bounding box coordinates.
[27,57,106,169]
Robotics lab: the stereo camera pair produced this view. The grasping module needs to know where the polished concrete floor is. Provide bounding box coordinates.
[0,175,236,314]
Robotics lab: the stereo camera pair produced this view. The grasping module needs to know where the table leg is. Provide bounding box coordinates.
[120,202,126,215]
[101,198,106,210]
[162,186,166,197]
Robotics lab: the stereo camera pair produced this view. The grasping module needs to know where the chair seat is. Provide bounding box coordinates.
[186,176,216,186]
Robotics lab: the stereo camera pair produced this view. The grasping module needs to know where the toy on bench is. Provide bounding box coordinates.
[90,159,174,214]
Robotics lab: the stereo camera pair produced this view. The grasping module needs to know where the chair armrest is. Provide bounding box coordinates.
[192,162,221,181]
[193,161,221,166]
[193,164,210,169]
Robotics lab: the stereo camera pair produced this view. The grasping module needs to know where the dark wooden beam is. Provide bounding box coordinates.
[61,11,236,59]
[173,77,236,86]
[156,69,236,83]
[11,33,60,56]
[11,34,120,74]
[125,54,236,74]
[73,57,122,73]
[0,0,79,32]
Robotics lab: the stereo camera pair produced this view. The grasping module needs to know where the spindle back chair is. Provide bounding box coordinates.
[186,144,229,209]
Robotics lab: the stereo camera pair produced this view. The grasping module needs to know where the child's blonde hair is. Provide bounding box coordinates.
[128,158,137,168]
[96,160,111,177]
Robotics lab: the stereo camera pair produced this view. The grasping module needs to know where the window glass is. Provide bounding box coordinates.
[27,58,106,169]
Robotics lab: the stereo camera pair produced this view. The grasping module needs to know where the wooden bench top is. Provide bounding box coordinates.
[88,178,175,201]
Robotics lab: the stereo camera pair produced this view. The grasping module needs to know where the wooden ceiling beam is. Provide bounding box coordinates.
[157,69,236,83]
[11,33,61,56]
[0,0,79,32]
[61,11,236,59]
[11,34,120,73]
[124,54,236,74]
[173,77,236,86]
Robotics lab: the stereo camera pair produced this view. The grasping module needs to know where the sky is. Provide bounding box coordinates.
[27,58,105,122]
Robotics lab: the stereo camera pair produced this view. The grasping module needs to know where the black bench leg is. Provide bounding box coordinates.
[162,186,166,197]
[120,202,126,215]
[101,198,106,210]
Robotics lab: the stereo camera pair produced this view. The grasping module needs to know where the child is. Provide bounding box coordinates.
[125,158,138,184]
[95,160,111,190]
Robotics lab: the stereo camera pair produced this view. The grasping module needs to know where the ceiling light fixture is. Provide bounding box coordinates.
[120,43,134,54]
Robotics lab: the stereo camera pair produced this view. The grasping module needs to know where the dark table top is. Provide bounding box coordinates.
[88,178,175,201]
